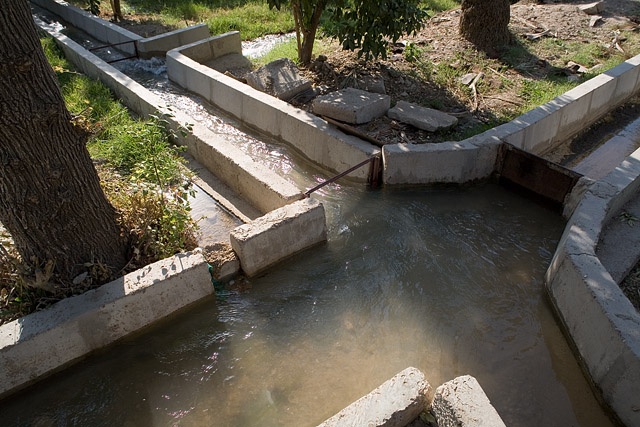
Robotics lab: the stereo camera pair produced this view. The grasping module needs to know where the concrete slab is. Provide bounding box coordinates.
[387,101,458,132]
[432,376,506,427]
[317,367,432,427]
[313,88,391,124]
[246,58,311,101]
[138,24,210,59]
[0,252,212,398]
[573,134,639,180]
[230,198,327,277]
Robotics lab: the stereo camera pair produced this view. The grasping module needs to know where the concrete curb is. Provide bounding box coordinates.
[231,198,327,277]
[36,22,303,215]
[383,53,640,185]
[317,367,432,427]
[32,0,211,58]
[545,147,640,426]
[166,34,380,181]
[0,252,212,399]
[432,376,506,427]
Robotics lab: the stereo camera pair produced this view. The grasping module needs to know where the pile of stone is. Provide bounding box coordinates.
[311,87,458,133]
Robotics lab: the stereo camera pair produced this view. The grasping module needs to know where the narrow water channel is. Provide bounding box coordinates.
[13,8,614,427]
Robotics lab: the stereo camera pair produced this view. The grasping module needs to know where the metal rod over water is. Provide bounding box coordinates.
[304,155,382,196]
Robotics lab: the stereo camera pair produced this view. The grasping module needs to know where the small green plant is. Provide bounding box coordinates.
[620,211,639,227]
[404,42,423,63]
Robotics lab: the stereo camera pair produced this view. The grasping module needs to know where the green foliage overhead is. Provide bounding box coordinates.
[327,0,428,59]
[267,0,427,62]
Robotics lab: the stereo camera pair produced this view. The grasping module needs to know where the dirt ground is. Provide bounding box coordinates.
[289,0,640,145]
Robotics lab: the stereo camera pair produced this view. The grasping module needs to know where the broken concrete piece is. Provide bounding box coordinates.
[432,376,506,427]
[388,101,458,132]
[589,15,603,27]
[246,58,311,101]
[230,198,326,277]
[579,1,604,15]
[461,73,477,86]
[318,367,432,427]
[312,88,391,124]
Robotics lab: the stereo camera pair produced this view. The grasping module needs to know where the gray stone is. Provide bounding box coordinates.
[317,367,432,427]
[205,53,252,74]
[579,1,605,15]
[245,58,311,101]
[388,101,458,132]
[312,88,391,124]
[432,376,506,427]
[461,73,477,86]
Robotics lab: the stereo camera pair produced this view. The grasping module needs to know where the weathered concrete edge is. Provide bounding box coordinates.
[32,0,210,59]
[544,148,640,426]
[166,39,380,181]
[38,24,303,214]
[230,198,327,277]
[316,367,432,427]
[383,53,640,185]
[432,375,506,427]
[31,0,141,55]
[0,252,212,399]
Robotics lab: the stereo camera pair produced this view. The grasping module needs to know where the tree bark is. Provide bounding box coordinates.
[460,0,511,54]
[0,0,128,281]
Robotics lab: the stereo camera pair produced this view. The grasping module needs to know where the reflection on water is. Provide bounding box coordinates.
[20,10,614,427]
[0,185,612,427]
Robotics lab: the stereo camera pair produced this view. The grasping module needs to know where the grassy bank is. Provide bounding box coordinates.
[0,38,199,325]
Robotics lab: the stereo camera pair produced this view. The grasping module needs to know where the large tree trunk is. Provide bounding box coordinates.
[0,0,128,281]
[460,0,511,54]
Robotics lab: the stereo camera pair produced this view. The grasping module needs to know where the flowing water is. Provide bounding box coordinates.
[10,9,614,427]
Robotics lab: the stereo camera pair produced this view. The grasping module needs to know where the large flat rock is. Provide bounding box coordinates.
[246,58,311,101]
[388,101,458,132]
[312,88,391,124]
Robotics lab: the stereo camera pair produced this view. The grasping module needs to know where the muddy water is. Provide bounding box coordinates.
[16,11,614,426]
[1,184,611,427]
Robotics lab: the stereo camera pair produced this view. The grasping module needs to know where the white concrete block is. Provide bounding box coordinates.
[318,367,432,427]
[555,83,594,143]
[185,65,212,101]
[383,141,494,185]
[209,31,243,57]
[432,376,506,427]
[181,39,213,63]
[241,89,284,137]
[231,198,327,277]
[312,88,391,124]
[587,73,617,119]
[0,252,212,398]
[610,60,640,102]
[210,74,244,118]
[166,52,187,88]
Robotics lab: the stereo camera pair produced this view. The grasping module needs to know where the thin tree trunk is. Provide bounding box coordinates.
[0,0,128,281]
[460,0,511,55]
[296,0,327,64]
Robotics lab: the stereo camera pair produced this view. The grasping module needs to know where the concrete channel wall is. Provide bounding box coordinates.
[0,252,211,398]
[41,25,302,215]
[166,33,380,181]
[32,0,211,58]
[545,148,640,426]
[383,53,640,186]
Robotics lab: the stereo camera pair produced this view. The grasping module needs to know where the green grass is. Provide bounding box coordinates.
[71,0,294,40]
[252,37,333,66]
[421,0,459,13]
